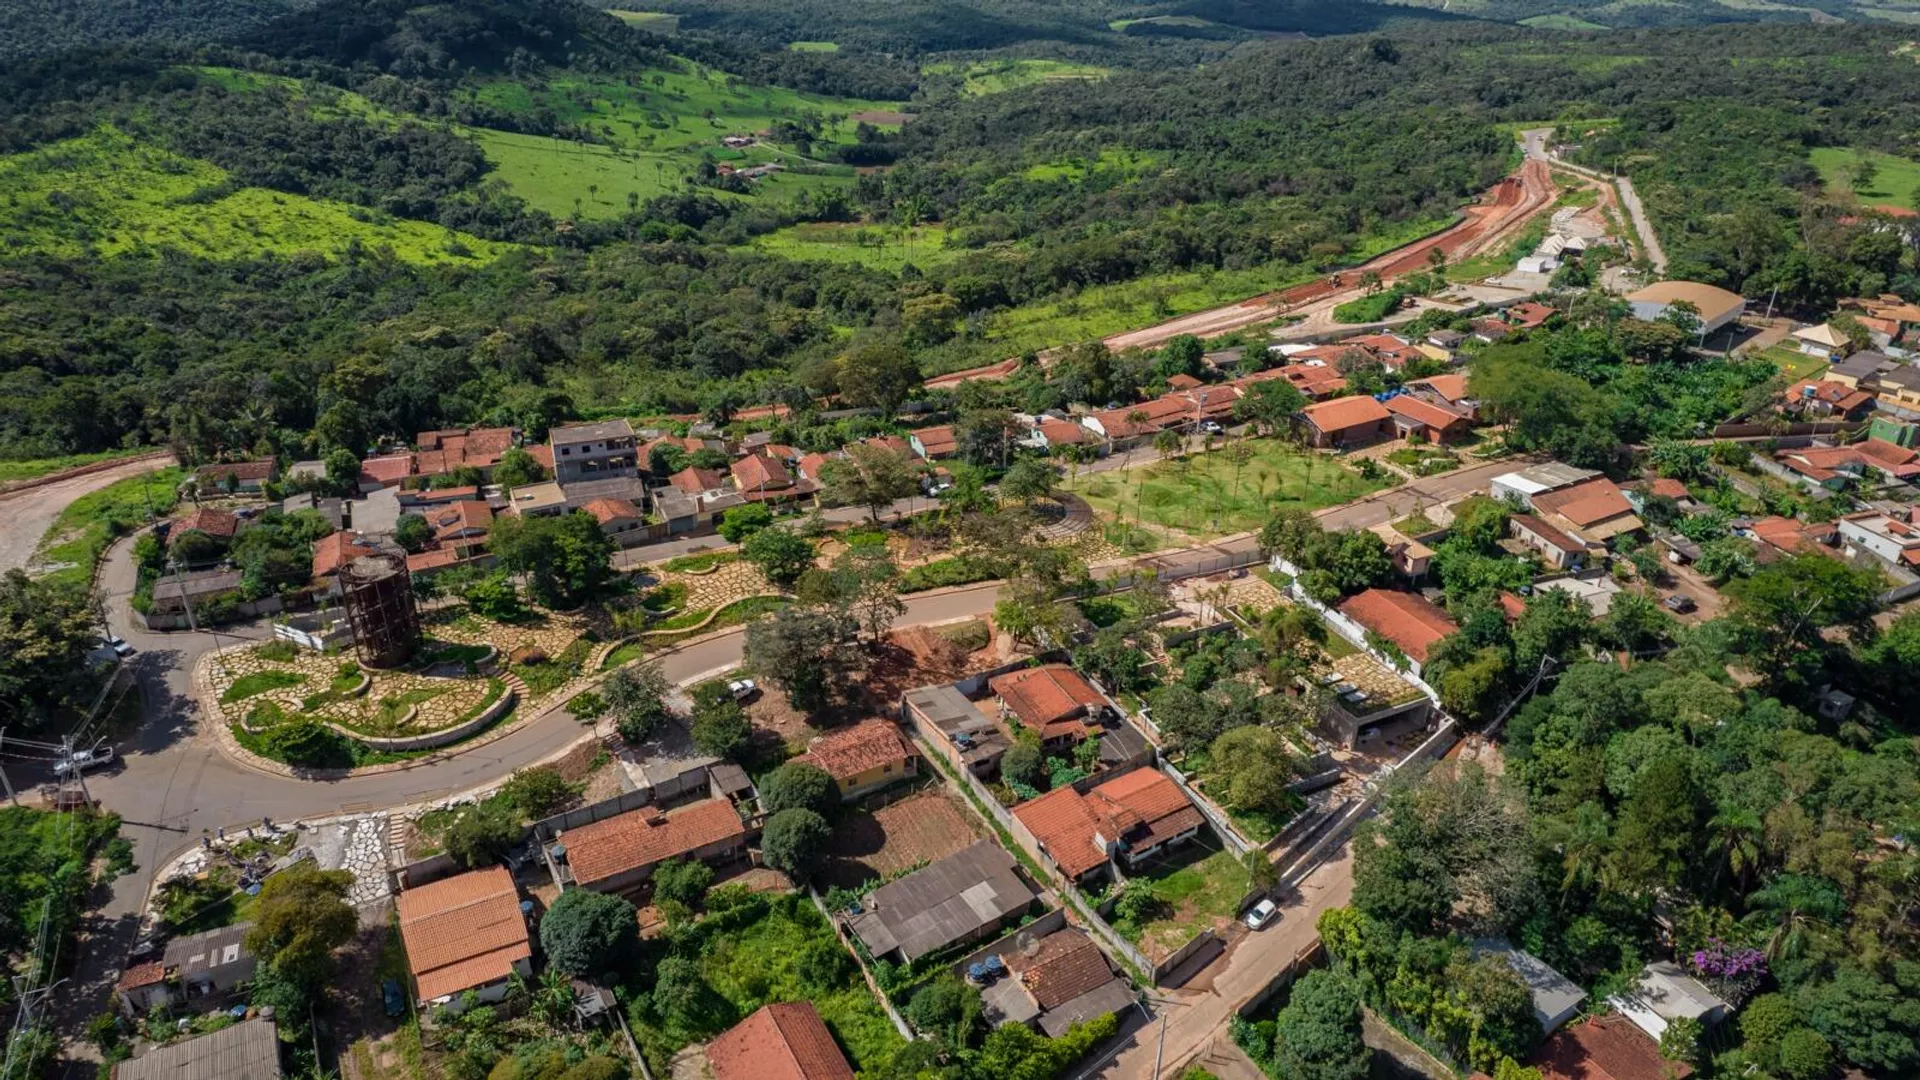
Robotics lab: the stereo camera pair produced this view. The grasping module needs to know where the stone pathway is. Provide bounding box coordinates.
[340,815,393,906]
[657,559,773,611]
[209,641,494,737]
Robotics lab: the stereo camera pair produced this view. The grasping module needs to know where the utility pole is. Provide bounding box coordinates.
[61,736,91,808]
[0,729,15,807]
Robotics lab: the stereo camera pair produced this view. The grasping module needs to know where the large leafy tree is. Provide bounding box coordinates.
[245,865,357,990]
[834,343,920,414]
[540,889,638,977]
[819,444,918,522]
[603,661,674,744]
[744,606,863,714]
[0,570,101,732]
[489,510,614,608]
[1274,969,1371,1080]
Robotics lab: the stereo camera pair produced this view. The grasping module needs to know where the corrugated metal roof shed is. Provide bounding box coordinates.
[113,1017,281,1080]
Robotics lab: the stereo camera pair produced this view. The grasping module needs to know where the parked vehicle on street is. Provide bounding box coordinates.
[1244,898,1280,930]
[727,678,759,702]
[53,746,115,777]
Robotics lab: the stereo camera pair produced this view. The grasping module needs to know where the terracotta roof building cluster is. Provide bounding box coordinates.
[1774,437,1920,487]
[989,664,1108,747]
[1011,768,1205,882]
[979,927,1135,1037]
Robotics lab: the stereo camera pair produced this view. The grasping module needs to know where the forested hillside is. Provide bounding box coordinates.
[2,0,1920,466]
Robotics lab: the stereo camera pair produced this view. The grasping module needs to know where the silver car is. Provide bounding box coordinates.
[53,746,115,777]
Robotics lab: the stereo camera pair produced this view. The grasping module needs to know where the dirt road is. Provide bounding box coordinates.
[1095,154,1553,353]
[0,455,175,575]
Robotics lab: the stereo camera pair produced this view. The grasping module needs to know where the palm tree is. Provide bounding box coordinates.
[1551,800,1612,897]
[1706,807,1764,893]
[1751,874,1846,963]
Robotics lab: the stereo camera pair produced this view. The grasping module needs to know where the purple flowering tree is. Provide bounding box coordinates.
[1690,938,1767,1004]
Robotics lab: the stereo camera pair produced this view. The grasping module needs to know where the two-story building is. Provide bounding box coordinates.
[549,420,639,485]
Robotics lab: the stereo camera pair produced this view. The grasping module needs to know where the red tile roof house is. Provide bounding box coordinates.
[1035,419,1090,451]
[667,466,731,497]
[412,426,515,479]
[791,719,919,801]
[733,451,813,503]
[1165,373,1203,391]
[193,459,275,494]
[170,507,240,549]
[908,425,961,460]
[431,500,493,542]
[1384,394,1475,444]
[1509,512,1588,570]
[707,1001,855,1080]
[1298,395,1392,449]
[1011,768,1206,884]
[1533,1013,1688,1080]
[581,496,648,546]
[1241,361,1347,400]
[1781,379,1876,420]
[358,453,415,490]
[1505,301,1557,330]
[555,798,747,895]
[1406,373,1476,418]
[1530,477,1644,545]
[311,531,377,588]
[1337,588,1459,674]
[989,664,1107,751]
[979,927,1133,1036]
[396,866,532,1011]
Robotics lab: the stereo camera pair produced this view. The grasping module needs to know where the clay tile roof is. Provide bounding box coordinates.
[910,426,960,457]
[1648,478,1690,500]
[1384,394,1471,431]
[174,507,239,539]
[1498,591,1529,621]
[395,866,530,1003]
[802,720,913,783]
[669,466,728,494]
[582,497,641,525]
[1338,588,1458,663]
[795,452,838,482]
[1301,395,1390,433]
[1537,1014,1689,1080]
[195,460,274,483]
[990,664,1104,730]
[433,500,493,540]
[731,452,793,492]
[1011,787,1108,879]
[1532,478,1633,528]
[1751,515,1824,553]
[116,960,166,991]
[312,531,376,578]
[865,435,912,456]
[1410,373,1471,402]
[561,799,745,889]
[1166,373,1203,390]
[708,1002,855,1080]
[406,549,461,573]
[525,444,555,471]
[1508,301,1556,328]
[360,454,415,486]
[1089,409,1160,439]
[1511,512,1583,554]
[1038,420,1088,446]
[1005,930,1115,1009]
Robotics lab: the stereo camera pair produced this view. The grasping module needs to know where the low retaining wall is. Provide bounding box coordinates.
[343,686,516,752]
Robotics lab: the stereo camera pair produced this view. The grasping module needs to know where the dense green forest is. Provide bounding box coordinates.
[3,0,1920,464]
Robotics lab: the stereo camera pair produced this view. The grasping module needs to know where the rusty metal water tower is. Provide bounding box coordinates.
[340,552,421,669]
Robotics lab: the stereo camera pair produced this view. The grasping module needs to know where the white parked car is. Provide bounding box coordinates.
[727,678,759,702]
[1243,898,1280,930]
[1200,421,1225,435]
[103,634,133,658]
[53,746,115,777]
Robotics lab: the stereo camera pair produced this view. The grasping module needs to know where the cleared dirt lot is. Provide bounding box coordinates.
[821,788,987,890]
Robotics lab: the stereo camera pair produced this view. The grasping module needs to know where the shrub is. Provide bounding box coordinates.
[758,761,838,818]
[443,799,522,868]
[499,767,576,819]
[652,858,714,907]
[760,808,831,878]
[717,504,774,542]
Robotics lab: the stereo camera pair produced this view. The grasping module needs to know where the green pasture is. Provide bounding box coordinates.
[0,128,511,264]
[742,221,964,270]
[922,58,1111,97]
[1811,146,1920,212]
[605,9,679,33]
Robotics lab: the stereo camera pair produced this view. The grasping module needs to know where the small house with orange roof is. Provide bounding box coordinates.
[554,798,747,894]
[581,496,647,546]
[1384,394,1475,444]
[1337,588,1459,671]
[1299,395,1391,449]
[908,425,961,461]
[169,507,240,553]
[1781,379,1876,420]
[988,664,1108,751]
[312,531,378,587]
[1010,768,1205,884]
[395,866,531,1010]
[792,719,918,801]
[707,1002,856,1080]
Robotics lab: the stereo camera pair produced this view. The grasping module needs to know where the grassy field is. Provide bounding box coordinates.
[0,448,159,485]
[1022,147,1161,183]
[955,215,1451,360]
[741,221,966,269]
[922,58,1111,97]
[0,128,511,264]
[1067,439,1388,539]
[1811,146,1920,212]
[1112,844,1253,959]
[605,9,679,32]
[467,68,892,217]
[788,40,839,52]
[33,466,184,590]
[1519,13,1609,29]
[1758,344,1830,381]
[1109,14,1218,30]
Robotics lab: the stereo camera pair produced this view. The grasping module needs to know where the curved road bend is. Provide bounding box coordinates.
[0,455,175,575]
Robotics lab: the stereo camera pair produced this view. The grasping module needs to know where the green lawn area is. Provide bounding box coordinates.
[1758,344,1830,381]
[0,128,511,264]
[1021,147,1161,183]
[1111,844,1254,959]
[922,58,1111,97]
[0,448,158,485]
[629,892,903,1076]
[220,670,306,704]
[741,221,966,271]
[788,40,839,52]
[1519,13,1608,29]
[1810,146,1920,212]
[605,9,679,32]
[1067,439,1390,539]
[1109,14,1217,31]
[32,465,183,590]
